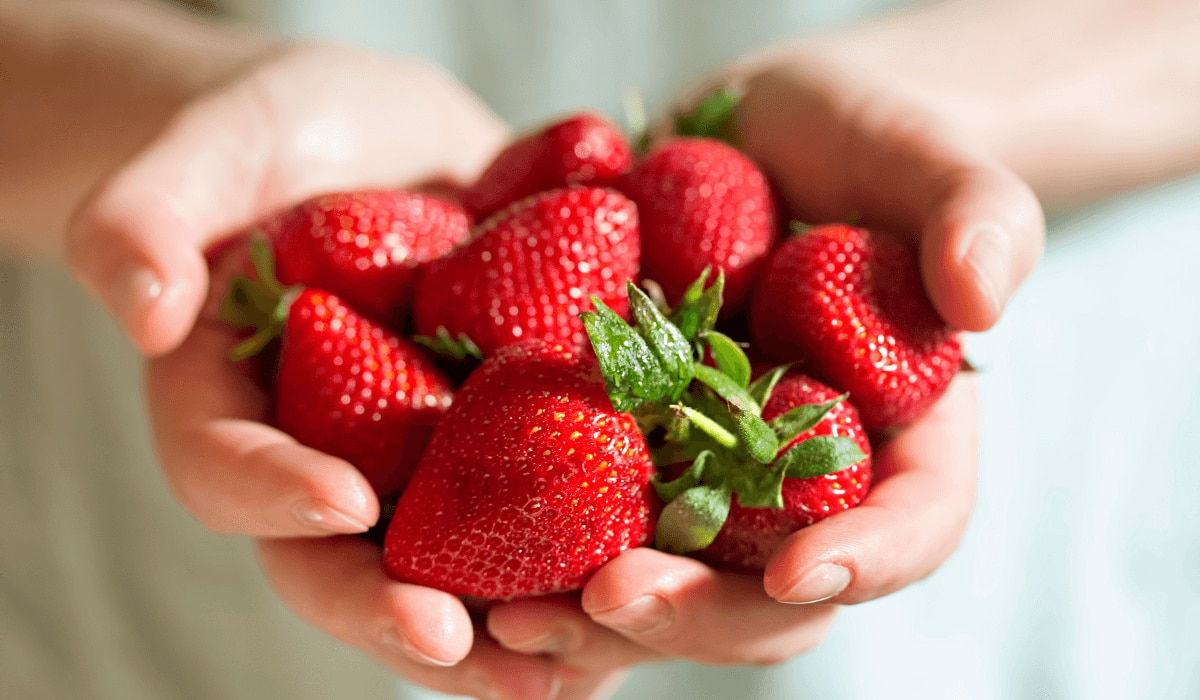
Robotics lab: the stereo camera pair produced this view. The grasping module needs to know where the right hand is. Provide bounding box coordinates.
[65,42,582,699]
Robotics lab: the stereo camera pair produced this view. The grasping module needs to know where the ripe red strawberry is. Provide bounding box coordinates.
[622,137,776,313]
[577,275,868,574]
[413,186,640,357]
[267,189,471,326]
[222,240,453,502]
[383,340,658,600]
[750,224,963,429]
[699,373,871,571]
[464,113,632,219]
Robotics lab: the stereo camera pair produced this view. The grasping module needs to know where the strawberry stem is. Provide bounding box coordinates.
[677,405,737,449]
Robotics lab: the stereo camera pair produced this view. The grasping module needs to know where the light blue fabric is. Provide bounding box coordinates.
[263,2,1200,698]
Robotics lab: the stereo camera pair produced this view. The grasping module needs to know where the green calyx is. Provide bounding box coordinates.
[219,235,300,361]
[673,85,742,144]
[580,268,867,555]
[414,327,483,360]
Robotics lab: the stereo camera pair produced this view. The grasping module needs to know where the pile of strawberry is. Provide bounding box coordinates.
[221,92,963,601]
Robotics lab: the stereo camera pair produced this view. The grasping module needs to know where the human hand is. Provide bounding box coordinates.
[63,42,586,698]
[482,55,1044,690]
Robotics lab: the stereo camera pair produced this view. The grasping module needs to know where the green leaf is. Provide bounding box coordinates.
[655,485,732,554]
[692,363,760,414]
[652,450,714,502]
[248,234,286,298]
[704,331,751,388]
[747,365,788,407]
[775,436,867,480]
[669,268,724,341]
[726,458,788,510]
[582,296,675,412]
[733,408,779,464]
[627,282,694,393]
[228,324,279,362]
[413,327,484,360]
[674,86,741,143]
[219,276,268,328]
[768,395,846,446]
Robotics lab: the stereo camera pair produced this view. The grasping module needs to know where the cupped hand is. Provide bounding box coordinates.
[486,55,1043,690]
[63,42,574,697]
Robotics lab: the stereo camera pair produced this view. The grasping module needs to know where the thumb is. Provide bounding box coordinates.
[65,83,277,356]
[916,163,1044,332]
[736,62,1044,332]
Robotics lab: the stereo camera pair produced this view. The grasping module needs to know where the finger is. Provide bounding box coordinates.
[65,78,277,356]
[145,320,379,536]
[737,61,1044,331]
[488,597,663,672]
[917,165,1044,331]
[763,373,978,605]
[65,47,509,357]
[580,549,837,666]
[258,538,561,700]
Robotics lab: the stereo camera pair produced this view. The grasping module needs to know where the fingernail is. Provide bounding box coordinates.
[291,498,370,534]
[589,595,672,634]
[964,224,1011,317]
[114,266,162,331]
[381,627,456,667]
[774,563,852,604]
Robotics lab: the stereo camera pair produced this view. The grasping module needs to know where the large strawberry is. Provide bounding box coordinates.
[266,189,471,327]
[464,113,633,219]
[413,186,640,357]
[383,340,658,600]
[750,224,963,429]
[222,238,453,501]
[622,137,776,313]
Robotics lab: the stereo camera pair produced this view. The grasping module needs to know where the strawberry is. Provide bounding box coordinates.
[622,137,776,313]
[413,186,640,357]
[695,372,871,571]
[266,189,471,327]
[580,275,869,571]
[464,113,632,219]
[750,224,963,429]
[382,340,658,600]
[222,239,453,501]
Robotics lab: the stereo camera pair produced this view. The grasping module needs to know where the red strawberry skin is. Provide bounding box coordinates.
[270,190,471,326]
[750,224,963,429]
[414,186,640,356]
[622,138,776,312]
[383,341,658,600]
[275,289,454,501]
[703,374,872,572]
[464,113,633,219]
